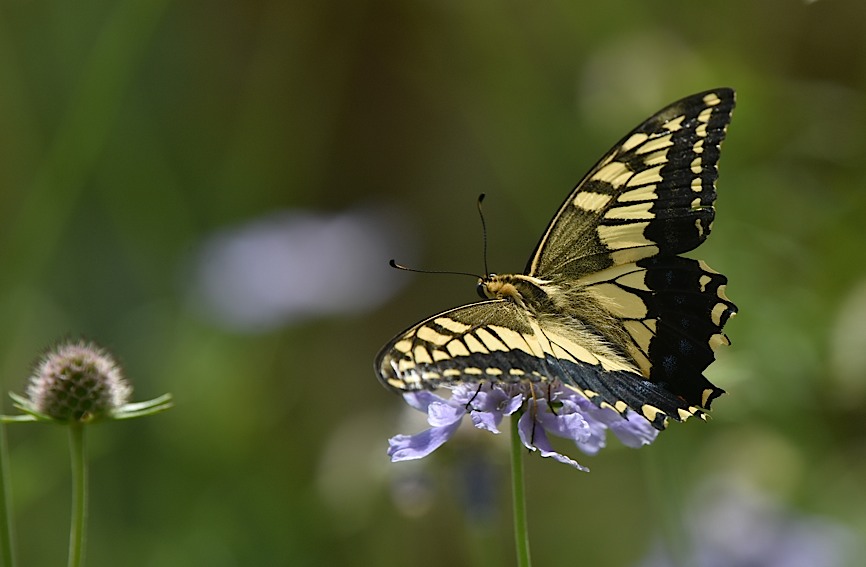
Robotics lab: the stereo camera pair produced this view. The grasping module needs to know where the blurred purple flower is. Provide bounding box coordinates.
[636,478,862,567]
[189,206,416,332]
[388,381,658,471]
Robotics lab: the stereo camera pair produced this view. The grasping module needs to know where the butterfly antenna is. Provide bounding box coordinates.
[388,259,482,280]
[477,193,490,276]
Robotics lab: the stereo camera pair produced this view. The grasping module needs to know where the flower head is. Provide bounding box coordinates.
[25,340,131,422]
[388,381,658,471]
[5,339,173,424]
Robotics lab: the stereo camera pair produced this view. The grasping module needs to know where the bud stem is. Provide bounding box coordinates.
[0,424,16,567]
[510,410,531,567]
[67,425,87,567]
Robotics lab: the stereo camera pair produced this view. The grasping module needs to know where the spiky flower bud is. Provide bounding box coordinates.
[25,340,132,423]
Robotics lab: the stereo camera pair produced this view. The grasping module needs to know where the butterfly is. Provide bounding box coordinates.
[375,89,737,429]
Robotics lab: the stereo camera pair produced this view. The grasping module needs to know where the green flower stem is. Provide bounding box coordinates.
[0,424,16,567]
[643,443,689,567]
[67,425,87,567]
[510,411,531,567]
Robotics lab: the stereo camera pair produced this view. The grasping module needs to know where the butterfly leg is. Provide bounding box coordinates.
[463,382,484,411]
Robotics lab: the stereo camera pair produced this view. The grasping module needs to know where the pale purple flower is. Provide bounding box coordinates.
[388,381,658,471]
[636,478,863,567]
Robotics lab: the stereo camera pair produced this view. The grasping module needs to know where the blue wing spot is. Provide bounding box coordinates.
[663,355,678,374]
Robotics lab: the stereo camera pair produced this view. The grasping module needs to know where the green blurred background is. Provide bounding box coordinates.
[2,0,866,565]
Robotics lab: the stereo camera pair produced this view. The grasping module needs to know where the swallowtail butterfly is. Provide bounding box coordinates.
[376,89,737,429]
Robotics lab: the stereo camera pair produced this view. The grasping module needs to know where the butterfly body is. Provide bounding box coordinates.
[377,89,737,430]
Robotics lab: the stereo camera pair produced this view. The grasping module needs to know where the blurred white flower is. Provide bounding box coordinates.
[188,205,416,331]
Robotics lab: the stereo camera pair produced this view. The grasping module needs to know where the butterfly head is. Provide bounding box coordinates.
[477,274,554,312]
[478,275,516,301]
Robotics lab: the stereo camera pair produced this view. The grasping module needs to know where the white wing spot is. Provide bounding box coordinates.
[664,115,686,131]
[621,132,649,152]
[627,165,664,188]
[702,92,721,106]
[432,349,450,362]
[709,333,730,351]
[597,222,653,249]
[618,186,658,202]
[417,326,453,346]
[636,134,674,154]
[610,246,659,265]
[711,302,729,326]
[487,325,536,356]
[464,333,489,354]
[641,404,663,422]
[624,320,653,353]
[475,328,508,352]
[690,157,702,174]
[446,340,470,357]
[573,191,612,212]
[434,318,472,333]
[591,283,648,318]
[592,161,632,187]
[413,345,433,364]
[615,269,649,291]
[606,201,654,220]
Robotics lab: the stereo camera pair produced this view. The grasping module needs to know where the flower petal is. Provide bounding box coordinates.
[503,394,525,416]
[427,401,466,427]
[470,409,502,433]
[609,409,659,448]
[388,419,462,461]
[517,411,589,471]
[401,391,447,413]
[535,400,591,444]
[554,387,658,454]
[574,419,608,456]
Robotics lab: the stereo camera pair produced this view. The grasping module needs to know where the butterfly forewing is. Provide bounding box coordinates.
[526,89,735,280]
[376,88,737,430]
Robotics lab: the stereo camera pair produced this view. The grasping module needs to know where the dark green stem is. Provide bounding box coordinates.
[67,425,87,567]
[510,412,531,567]
[0,424,16,567]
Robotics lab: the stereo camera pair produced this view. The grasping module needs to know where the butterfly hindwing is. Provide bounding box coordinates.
[577,256,736,409]
[375,301,617,391]
[375,301,710,428]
